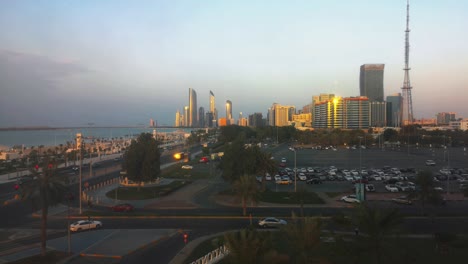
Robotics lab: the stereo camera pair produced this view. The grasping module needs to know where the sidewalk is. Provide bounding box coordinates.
[0,153,122,184]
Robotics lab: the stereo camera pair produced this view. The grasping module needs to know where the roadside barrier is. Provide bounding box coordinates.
[190,245,229,264]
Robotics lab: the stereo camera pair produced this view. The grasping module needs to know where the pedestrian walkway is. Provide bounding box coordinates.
[0,153,122,184]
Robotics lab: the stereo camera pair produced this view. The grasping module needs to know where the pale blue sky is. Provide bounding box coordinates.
[1,0,467,126]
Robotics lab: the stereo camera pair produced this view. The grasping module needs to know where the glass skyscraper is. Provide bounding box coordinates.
[360,64,385,102]
[188,88,198,127]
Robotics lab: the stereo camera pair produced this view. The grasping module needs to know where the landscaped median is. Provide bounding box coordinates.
[105,180,192,200]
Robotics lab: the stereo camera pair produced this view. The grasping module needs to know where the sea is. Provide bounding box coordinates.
[0,127,194,148]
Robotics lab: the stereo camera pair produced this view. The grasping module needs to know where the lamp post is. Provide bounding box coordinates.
[358,137,362,172]
[294,148,297,192]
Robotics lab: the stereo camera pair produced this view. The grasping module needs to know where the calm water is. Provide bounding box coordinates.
[0,127,193,148]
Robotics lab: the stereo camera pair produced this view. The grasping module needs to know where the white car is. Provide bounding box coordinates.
[266,174,273,181]
[340,194,360,203]
[298,173,307,181]
[181,165,193,169]
[385,184,399,192]
[281,158,287,163]
[426,160,436,166]
[258,217,287,228]
[70,220,103,232]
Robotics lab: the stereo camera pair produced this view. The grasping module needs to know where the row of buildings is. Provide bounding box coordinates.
[169,64,465,130]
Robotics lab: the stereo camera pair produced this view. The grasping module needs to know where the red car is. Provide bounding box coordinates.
[199,157,209,163]
[111,203,134,212]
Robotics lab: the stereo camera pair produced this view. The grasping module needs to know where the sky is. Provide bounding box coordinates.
[0,0,467,127]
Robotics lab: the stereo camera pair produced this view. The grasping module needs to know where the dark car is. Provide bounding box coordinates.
[111,203,134,212]
[306,178,322,184]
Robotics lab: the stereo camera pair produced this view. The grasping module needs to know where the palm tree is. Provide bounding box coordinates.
[223,228,286,264]
[282,214,328,263]
[20,158,67,256]
[354,204,403,264]
[233,174,259,216]
[409,170,443,215]
[292,186,308,217]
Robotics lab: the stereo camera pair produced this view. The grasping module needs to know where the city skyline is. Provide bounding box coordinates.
[1,0,467,127]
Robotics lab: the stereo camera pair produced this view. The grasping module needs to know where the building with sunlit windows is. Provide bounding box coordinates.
[188,88,198,127]
[314,96,370,129]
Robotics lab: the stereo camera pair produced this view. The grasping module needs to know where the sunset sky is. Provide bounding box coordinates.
[1,0,467,127]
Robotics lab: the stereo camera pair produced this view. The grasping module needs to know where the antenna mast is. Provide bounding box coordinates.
[401,0,414,125]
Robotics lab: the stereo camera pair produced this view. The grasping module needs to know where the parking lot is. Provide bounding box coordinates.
[266,145,468,200]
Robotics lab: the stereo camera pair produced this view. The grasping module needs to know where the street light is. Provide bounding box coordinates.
[358,137,362,172]
[294,148,297,192]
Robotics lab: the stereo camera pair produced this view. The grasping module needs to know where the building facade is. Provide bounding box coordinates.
[436,112,456,125]
[370,101,387,127]
[248,113,264,127]
[209,91,217,127]
[386,93,403,127]
[198,107,205,128]
[360,64,385,102]
[314,97,370,129]
[225,100,232,125]
[188,88,198,127]
[175,110,181,127]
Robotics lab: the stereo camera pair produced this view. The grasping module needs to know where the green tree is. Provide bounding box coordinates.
[354,205,403,264]
[283,214,327,263]
[383,128,398,142]
[292,187,308,217]
[123,133,161,190]
[223,228,285,264]
[20,159,67,257]
[233,174,259,216]
[409,170,444,215]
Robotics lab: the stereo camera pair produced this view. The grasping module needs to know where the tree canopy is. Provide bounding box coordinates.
[123,133,161,185]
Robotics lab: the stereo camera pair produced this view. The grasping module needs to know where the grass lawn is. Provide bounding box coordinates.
[161,161,218,180]
[105,180,191,200]
[259,190,325,204]
[325,192,343,198]
[9,251,69,264]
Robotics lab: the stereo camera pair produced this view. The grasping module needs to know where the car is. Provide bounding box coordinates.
[426,160,436,166]
[277,178,292,185]
[274,175,281,182]
[385,184,399,192]
[340,194,360,203]
[69,220,103,232]
[199,157,209,163]
[279,162,286,168]
[111,203,134,212]
[298,173,307,181]
[392,196,412,205]
[266,174,273,181]
[281,158,287,163]
[181,165,193,169]
[258,217,287,228]
[306,178,322,184]
[71,166,79,171]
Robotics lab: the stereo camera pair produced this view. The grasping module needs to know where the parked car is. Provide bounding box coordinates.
[306,178,322,184]
[385,184,399,192]
[69,220,103,232]
[392,196,412,205]
[281,158,287,163]
[199,157,209,163]
[111,203,134,212]
[258,217,287,228]
[340,194,360,203]
[181,165,193,169]
[426,160,436,166]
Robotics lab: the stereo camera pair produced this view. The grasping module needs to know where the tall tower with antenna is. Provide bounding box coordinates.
[401,0,414,125]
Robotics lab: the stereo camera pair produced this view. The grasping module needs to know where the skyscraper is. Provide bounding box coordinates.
[209,91,217,127]
[198,107,205,128]
[360,64,385,102]
[184,106,189,127]
[225,100,232,125]
[175,110,181,127]
[386,93,403,127]
[314,97,369,129]
[188,88,198,127]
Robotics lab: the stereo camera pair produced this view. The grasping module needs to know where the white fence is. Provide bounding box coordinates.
[190,245,229,264]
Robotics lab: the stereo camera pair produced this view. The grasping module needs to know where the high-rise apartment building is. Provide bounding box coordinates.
[269,103,295,127]
[314,97,369,129]
[188,88,198,127]
[175,111,181,127]
[386,93,403,127]
[209,91,217,127]
[184,106,189,127]
[436,112,456,125]
[150,118,155,127]
[198,107,205,128]
[225,100,232,125]
[370,101,387,127]
[205,112,213,128]
[360,64,385,102]
[249,113,263,127]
